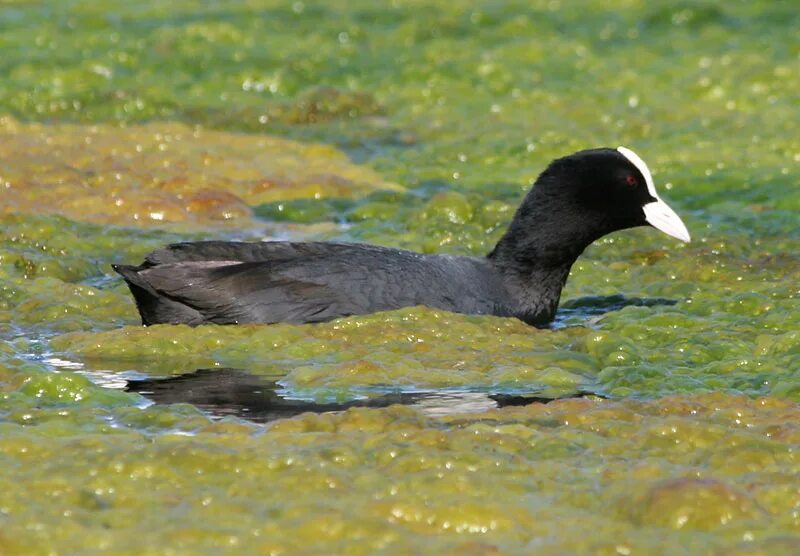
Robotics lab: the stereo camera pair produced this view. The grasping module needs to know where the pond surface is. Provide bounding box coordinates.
[1,1,799,553]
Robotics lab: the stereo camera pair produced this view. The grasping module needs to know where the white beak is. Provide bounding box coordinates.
[643,199,691,242]
[617,146,691,243]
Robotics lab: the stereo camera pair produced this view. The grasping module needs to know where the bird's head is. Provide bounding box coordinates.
[537,146,690,242]
[492,147,690,269]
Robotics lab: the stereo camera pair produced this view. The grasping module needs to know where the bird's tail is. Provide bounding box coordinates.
[112,264,203,326]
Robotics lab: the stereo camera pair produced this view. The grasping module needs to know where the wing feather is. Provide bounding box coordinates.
[125,242,501,325]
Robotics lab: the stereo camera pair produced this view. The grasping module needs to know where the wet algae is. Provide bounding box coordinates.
[2,395,800,554]
[1,0,800,553]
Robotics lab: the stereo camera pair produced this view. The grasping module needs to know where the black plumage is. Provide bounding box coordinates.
[114,147,690,326]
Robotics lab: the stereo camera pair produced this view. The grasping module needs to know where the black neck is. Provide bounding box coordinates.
[487,183,611,325]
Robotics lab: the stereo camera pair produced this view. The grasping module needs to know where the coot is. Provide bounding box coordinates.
[114,147,690,327]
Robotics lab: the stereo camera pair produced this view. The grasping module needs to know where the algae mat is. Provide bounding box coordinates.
[1,0,800,554]
[1,394,798,554]
[0,118,399,227]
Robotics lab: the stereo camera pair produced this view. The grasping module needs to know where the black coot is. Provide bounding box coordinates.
[113,147,690,327]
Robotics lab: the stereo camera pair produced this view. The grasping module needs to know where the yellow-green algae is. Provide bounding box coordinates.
[0,394,798,554]
[0,117,399,227]
[0,0,799,553]
[52,309,595,400]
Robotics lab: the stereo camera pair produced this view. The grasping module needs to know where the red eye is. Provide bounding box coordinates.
[625,174,637,187]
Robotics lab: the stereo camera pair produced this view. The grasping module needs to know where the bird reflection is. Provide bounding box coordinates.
[553,294,677,328]
[125,367,602,424]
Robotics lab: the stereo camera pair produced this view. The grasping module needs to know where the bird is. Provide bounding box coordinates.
[113,147,690,327]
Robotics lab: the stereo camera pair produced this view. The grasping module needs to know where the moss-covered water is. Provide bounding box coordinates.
[1,1,799,553]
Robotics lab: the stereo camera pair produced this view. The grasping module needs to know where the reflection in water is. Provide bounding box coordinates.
[125,368,601,424]
[114,297,638,422]
[554,294,677,328]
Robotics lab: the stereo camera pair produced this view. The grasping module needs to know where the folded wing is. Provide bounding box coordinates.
[116,242,453,325]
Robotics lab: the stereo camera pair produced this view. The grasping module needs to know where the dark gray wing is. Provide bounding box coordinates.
[143,241,392,266]
[125,241,510,325]
[135,249,456,324]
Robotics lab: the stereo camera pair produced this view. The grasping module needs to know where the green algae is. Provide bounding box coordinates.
[1,1,798,193]
[0,0,799,553]
[49,290,800,403]
[1,394,799,554]
[52,308,595,400]
[0,118,400,227]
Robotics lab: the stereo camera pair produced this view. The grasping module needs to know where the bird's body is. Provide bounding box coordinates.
[114,147,690,327]
[115,242,516,325]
